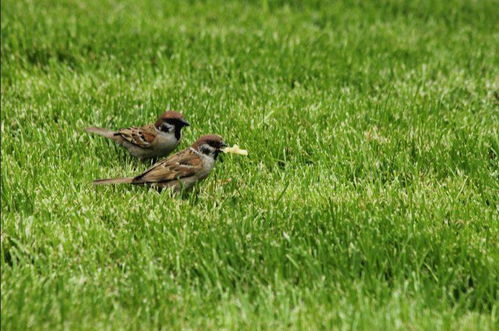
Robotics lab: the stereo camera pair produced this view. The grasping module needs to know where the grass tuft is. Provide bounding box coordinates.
[2,0,498,329]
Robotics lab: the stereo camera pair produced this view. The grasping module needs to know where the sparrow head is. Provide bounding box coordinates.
[155,111,190,139]
[192,134,227,159]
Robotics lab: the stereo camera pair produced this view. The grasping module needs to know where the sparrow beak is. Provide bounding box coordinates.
[180,119,190,127]
[216,142,227,162]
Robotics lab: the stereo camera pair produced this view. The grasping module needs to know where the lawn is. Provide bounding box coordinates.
[1,0,498,329]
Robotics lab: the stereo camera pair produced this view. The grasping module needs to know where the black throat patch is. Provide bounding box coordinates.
[174,126,182,140]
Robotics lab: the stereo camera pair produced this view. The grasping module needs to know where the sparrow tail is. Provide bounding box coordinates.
[93,177,134,185]
[85,127,117,139]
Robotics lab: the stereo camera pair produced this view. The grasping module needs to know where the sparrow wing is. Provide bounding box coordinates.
[118,125,157,148]
[132,148,203,184]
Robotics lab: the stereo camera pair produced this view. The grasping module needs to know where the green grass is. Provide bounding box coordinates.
[1,0,498,329]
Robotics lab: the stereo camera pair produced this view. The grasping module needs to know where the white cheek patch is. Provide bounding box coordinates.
[200,143,216,155]
[161,123,174,133]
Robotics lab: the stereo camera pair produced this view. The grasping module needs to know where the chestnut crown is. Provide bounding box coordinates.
[192,134,227,150]
[155,111,190,128]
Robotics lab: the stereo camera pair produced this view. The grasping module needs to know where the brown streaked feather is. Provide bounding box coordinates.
[118,125,157,148]
[132,148,203,184]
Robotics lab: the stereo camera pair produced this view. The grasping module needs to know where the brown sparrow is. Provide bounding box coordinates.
[85,111,190,160]
[93,134,227,192]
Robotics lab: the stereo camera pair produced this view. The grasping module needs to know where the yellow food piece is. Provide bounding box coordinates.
[222,144,248,156]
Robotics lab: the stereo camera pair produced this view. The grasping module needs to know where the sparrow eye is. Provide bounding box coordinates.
[208,140,226,149]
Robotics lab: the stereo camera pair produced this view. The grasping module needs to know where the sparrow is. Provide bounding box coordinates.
[93,134,227,192]
[85,110,190,160]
